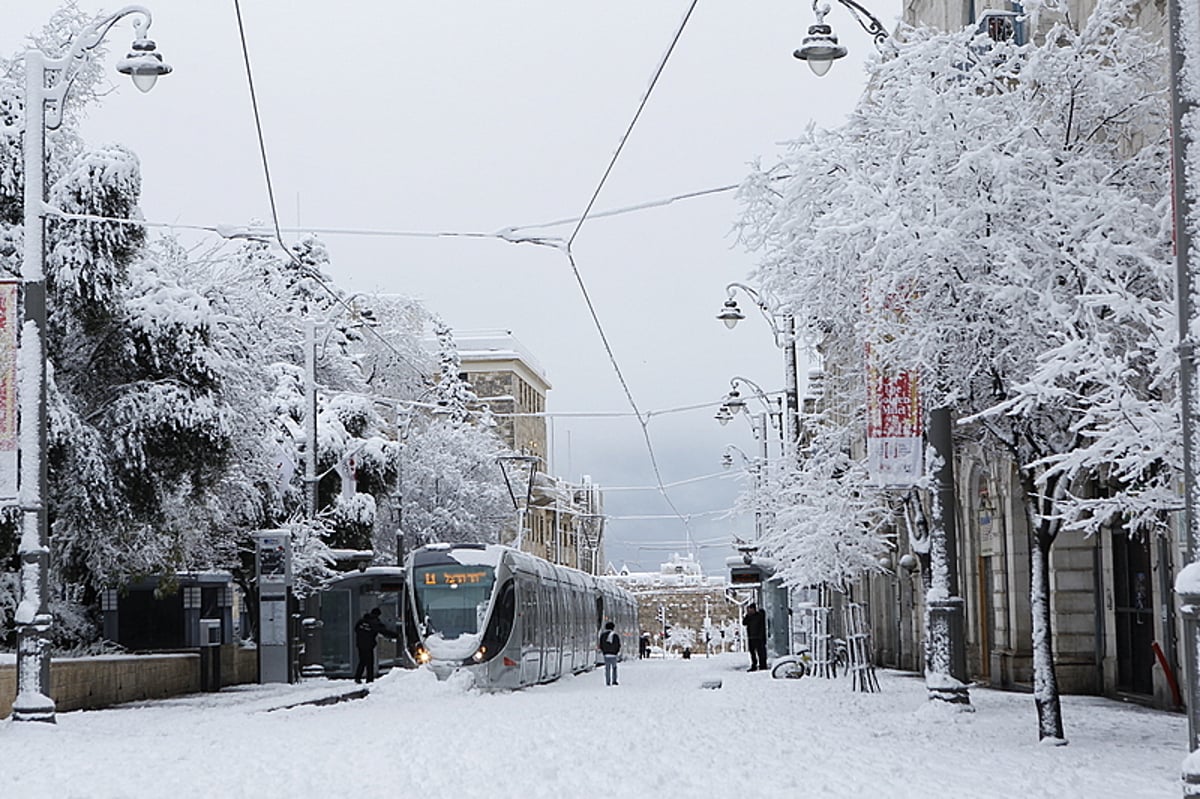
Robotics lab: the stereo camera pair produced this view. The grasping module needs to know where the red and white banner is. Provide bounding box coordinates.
[866,355,922,487]
[0,281,18,500]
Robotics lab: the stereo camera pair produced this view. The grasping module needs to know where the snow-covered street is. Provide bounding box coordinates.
[0,653,1186,798]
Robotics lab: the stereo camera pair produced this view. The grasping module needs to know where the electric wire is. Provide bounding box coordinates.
[564,0,700,249]
[40,177,747,243]
[232,0,288,269]
[601,471,738,491]
[232,0,432,385]
[556,0,703,552]
[234,0,729,555]
[494,398,730,419]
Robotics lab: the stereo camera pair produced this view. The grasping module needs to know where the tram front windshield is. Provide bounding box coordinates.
[412,564,496,639]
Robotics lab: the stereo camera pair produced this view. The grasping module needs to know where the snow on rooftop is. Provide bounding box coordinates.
[451,329,550,384]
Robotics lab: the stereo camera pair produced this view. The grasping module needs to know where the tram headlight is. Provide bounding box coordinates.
[471,645,487,662]
[416,646,431,664]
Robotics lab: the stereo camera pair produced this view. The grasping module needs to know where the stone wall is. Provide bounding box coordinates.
[0,646,258,717]
[631,586,742,652]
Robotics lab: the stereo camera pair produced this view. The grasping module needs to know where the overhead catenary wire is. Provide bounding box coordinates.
[564,0,700,250]
[492,397,749,419]
[601,471,738,491]
[232,0,727,556]
[552,0,703,553]
[39,178,751,245]
[232,0,433,385]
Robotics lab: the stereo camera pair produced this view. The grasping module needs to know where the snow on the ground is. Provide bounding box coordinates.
[0,653,1186,798]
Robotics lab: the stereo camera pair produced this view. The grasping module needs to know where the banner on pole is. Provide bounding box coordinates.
[866,358,922,487]
[0,280,18,501]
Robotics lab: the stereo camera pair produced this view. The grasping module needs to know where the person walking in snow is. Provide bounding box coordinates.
[639,631,651,659]
[599,621,621,686]
[743,603,768,672]
[354,607,396,684]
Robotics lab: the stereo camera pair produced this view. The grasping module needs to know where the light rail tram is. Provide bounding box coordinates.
[404,542,637,690]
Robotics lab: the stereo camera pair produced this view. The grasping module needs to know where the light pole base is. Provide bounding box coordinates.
[1184,748,1200,795]
[11,693,56,723]
[926,598,971,707]
[12,620,56,723]
[926,684,973,706]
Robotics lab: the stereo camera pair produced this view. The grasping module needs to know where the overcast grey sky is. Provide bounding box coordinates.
[7,1,901,574]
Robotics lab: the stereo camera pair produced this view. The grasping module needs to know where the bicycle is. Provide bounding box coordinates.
[771,639,850,679]
[770,647,812,679]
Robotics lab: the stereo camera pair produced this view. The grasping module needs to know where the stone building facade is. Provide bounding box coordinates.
[456,330,607,573]
[609,554,743,654]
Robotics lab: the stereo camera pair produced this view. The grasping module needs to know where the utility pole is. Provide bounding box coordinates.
[304,319,319,519]
[1168,0,1200,791]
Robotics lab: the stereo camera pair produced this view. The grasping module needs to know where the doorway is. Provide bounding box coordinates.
[1112,531,1154,695]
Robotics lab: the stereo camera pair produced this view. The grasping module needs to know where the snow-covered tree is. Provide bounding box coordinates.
[739,0,1169,741]
[0,8,518,647]
[665,625,696,654]
[393,415,511,549]
[430,318,488,423]
[756,425,892,592]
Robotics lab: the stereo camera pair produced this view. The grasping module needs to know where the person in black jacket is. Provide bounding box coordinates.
[354,607,396,683]
[743,603,768,672]
[598,621,621,686]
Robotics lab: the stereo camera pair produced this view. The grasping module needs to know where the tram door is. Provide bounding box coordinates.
[549,582,561,680]
[1113,530,1154,695]
[538,580,550,682]
[520,574,540,685]
[594,596,604,666]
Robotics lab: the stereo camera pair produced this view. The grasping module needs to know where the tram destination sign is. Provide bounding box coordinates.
[421,568,490,586]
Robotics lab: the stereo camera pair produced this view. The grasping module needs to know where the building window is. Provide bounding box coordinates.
[978,7,1026,46]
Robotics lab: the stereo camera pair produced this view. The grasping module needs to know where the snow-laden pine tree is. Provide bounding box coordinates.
[739,0,1170,740]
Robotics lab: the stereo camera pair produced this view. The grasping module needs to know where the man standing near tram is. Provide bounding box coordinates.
[354,607,396,683]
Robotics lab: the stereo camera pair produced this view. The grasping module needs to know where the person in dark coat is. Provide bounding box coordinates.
[639,631,651,659]
[743,603,768,672]
[354,607,396,684]
[598,621,621,686]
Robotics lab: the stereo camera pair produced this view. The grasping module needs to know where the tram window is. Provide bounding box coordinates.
[412,565,496,639]
[481,580,516,657]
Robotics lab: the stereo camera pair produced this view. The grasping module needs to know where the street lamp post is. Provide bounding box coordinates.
[719,376,784,460]
[717,283,801,452]
[793,0,893,76]
[15,5,170,724]
[722,444,764,541]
